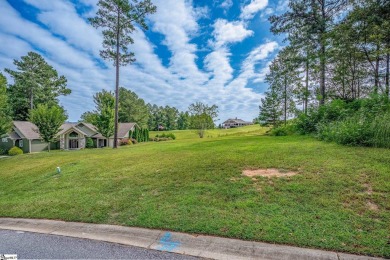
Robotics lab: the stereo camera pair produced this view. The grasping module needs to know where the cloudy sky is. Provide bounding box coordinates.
[0,0,287,123]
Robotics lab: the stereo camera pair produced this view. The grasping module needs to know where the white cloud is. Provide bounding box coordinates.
[228,41,278,89]
[150,0,208,83]
[0,0,278,123]
[220,0,233,10]
[240,0,269,20]
[24,0,102,57]
[212,19,254,48]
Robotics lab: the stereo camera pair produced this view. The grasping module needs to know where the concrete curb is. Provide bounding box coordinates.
[0,218,383,260]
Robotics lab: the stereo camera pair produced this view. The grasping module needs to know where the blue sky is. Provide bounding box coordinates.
[0,0,287,123]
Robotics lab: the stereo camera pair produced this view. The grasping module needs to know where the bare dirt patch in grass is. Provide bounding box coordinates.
[242,168,298,178]
[367,201,379,211]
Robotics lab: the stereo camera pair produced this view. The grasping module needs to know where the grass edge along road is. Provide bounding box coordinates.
[0,126,389,257]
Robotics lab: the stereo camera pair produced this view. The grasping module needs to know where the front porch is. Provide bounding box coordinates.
[59,128,86,150]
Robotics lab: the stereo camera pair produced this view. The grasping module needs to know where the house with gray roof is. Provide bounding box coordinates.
[222,118,253,129]
[0,121,139,153]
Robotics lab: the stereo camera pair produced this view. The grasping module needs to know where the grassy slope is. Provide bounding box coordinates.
[0,126,389,257]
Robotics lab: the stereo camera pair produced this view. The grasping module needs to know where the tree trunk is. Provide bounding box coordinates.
[386,51,389,99]
[319,1,326,105]
[48,142,50,152]
[113,10,120,149]
[305,58,309,114]
[374,44,380,94]
[30,87,33,110]
[284,76,287,126]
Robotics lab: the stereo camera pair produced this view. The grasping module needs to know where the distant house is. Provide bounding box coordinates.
[0,121,138,153]
[222,118,253,129]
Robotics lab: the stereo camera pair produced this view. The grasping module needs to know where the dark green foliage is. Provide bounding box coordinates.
[5,52,70,120]
[119,88,149,127]
[147,104,180,131]
[177,111,190,130]
[130,127,149,143]
[0,73,12,136]
[80,111,98,124]
[8,146,23,156]
[155,132,176,140]
[259,87,283,126]
[29,104,68,152]
[86,137,94,148]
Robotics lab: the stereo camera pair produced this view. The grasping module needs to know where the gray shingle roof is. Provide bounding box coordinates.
[8,131,21,140]
[92,123,137,139]
[13,121,41,139]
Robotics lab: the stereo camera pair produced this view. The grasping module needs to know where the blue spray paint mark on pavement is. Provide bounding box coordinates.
[157,232,181,252]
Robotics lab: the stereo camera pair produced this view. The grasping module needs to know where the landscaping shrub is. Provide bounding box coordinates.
[152,137,172,142]
[119,138,132,146]
[155,132,176,140]
[86,137,94,148]
[8,146,23,156]
[131,138,138,144]
[0,148,7,155]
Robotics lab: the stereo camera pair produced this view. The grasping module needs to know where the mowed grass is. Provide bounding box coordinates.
[0,126,389,257]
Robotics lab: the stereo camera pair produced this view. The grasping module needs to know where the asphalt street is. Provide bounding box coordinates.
[0,229,199,259]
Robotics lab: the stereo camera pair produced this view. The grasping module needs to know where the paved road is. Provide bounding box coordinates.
[0,230,199,259]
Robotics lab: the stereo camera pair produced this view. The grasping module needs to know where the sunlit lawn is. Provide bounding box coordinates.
[0,126,389,257]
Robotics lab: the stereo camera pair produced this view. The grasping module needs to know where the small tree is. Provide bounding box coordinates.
[188,102,218,138]
[0,73,12,137]
[91,90,115,147]
[259,88,283,126]
[30,104,67,152]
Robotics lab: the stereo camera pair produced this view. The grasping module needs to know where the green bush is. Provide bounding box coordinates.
[317,115,371,146]
[371,112,390,148]
[291,95,390,148]
[270,123,297,136]
[155,132,176,140]
[86,137,94,148]
[8,146,23,156]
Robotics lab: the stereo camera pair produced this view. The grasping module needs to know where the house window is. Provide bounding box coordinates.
[19,141,23,148]
[69,131,78,138]
[2,138,7,143]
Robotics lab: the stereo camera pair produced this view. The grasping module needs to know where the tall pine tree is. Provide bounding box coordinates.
[89,0,156,148]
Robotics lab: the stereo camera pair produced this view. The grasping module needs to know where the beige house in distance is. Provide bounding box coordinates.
[222,118,253,129]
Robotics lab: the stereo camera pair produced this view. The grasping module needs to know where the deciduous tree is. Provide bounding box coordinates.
[91,90,115,146]
[29,104,67,152]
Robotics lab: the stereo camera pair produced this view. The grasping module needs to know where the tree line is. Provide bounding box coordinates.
[261,0,390,124]
[81,88,219,137]
[260,0,390,148]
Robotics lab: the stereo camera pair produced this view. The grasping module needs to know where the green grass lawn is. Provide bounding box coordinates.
[0,126,389,257]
